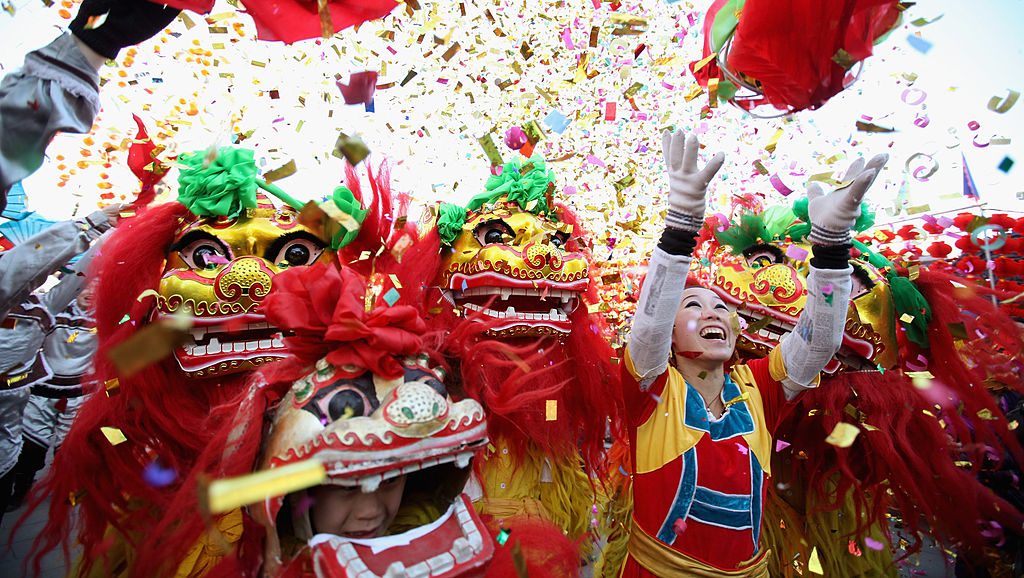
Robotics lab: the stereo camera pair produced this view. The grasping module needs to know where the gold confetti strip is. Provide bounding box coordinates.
[107,317,194,378]
[100,426,128,446]
[205,460,326,515]
[764,128,784,154]
[825,422,860,448]
[987,89,1020,113]
[545,399,558,421]
[262,159,297,183]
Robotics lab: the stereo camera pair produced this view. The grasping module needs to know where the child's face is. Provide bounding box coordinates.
[310,475,407,539]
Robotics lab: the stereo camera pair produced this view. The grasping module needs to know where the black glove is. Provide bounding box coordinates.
[69,0,181,60]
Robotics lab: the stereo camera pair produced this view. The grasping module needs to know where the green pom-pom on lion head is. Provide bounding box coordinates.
[177,147,260,218]
[437,202,468,246]
[469,154,555,215]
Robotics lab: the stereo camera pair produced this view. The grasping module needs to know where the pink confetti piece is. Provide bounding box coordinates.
[561,28,574,50]
[770,173,794,196]
[775,440,791,452]
[785,244,809,261]
[672,518,688,536]
[865,538,885,551]
[586,155,607,169]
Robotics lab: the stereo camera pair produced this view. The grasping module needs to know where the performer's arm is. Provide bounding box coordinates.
[778,155,888,399]
[0,206,118,321]
[39,230,110,315]
[626,131,724,389]
[0,0,180,205]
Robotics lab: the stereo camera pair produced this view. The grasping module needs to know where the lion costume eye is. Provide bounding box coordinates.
[742,244,785,270]
[174,233,232,270]
[550,231,570,249]
[266,232,326,268]
[850,264,877,299]
[474,220,514,246]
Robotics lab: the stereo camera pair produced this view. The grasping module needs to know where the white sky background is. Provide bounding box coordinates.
[0,0,1021,246]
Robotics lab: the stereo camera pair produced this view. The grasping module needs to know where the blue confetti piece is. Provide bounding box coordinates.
[365,99,375,113]
[906,34,933,54]
[383,287,401,306]
[143,460,177,488]
[544,109,571,134]
[998,156,1014,173]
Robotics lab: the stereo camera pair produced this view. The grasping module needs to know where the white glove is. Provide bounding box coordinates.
[661,130,725,231]
[807,154,888,245]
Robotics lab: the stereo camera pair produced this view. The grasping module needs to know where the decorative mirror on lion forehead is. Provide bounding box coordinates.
[156,147,335,378]
[705,198,929,373]
[436,155,588,337]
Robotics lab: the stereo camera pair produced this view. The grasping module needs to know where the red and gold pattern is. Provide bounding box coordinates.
[710,241,897,371]
[157,194,334,377]
[441,200,589,336]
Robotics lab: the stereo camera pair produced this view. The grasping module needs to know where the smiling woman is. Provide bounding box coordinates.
[618,131,885,577]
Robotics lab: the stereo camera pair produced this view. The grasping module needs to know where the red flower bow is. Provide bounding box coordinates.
[261,264,425,379]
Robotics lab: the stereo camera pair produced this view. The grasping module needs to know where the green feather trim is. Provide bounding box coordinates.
[715,213,772,254]
[888,272,932,348]
[852,240,931,348]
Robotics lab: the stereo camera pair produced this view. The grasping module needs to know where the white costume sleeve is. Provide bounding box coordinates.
[625,247,692,389]
[777,264,853,399]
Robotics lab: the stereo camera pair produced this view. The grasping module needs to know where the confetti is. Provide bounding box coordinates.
[905,34,933,54]
[865,537,885,551]
[382,287,401,306]
[496,527,511,546]
[336,71,378,105]
[204,460,326,515]
[545,399,557,421]
[987,89,1020,113]
[107,317,193,377]
[808,546,824,574]
[333,133,370,165]
[143,460,178,488]
[262,159,297,184]
[103,378,121,397]
[825,422,860,448]
[543,110,571,134]
[100,426,128,446]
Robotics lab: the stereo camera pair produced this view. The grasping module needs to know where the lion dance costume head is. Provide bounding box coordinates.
[23,147,394,576]
[429,155,622,552]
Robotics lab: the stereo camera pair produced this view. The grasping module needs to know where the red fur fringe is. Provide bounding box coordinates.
[19,202,252,576]
[776,267,1024,560]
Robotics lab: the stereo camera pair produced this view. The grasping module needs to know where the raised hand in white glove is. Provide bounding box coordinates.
[661,130,725,232]
[807,154,888,245]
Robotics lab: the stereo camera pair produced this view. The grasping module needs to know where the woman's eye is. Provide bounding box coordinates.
[475,220,513,246]
[179,239,229,270]
[685,302,700,308]
[273,239,324,268]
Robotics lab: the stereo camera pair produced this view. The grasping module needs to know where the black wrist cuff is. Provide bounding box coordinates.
[810,243,852,270]
[657,227,699,256]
